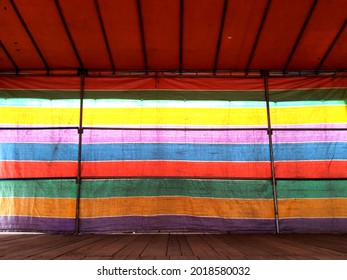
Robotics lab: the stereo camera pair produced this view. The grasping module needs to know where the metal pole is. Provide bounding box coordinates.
[263,70,280,234]
[75,69,85,234]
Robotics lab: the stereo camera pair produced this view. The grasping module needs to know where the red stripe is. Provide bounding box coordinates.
[0,161,77,178]
[0,77,80,90]
[275,161,347,178]
[81,161,272,178]
[2,161,345,179]
[1,76,345,91]
[84,77,265,91]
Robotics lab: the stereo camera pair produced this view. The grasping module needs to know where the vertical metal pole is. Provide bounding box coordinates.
[75,69,85,234]
[263,70,280,234]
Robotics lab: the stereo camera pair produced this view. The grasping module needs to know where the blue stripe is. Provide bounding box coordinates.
[1,143,269,161]
[273,143,347,161]
[82,143,270,161]
[1,142,346,161]
[0,143,78,161]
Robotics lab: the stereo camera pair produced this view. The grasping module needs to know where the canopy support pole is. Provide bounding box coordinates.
[75,69,85,234]
[263,70,280,234]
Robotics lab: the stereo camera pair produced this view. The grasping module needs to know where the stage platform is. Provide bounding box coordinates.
[1,234,347,260]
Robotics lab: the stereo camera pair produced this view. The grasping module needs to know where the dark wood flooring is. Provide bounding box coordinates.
[0,234,347,260]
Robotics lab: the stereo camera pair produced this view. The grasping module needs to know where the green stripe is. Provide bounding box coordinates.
[85,90,266,101]
[277,180,347,199]
[80,179,273,199]
[270,89,347,102]
[0,180,77,198]
[2,88,346,102]
[0,90,80,99]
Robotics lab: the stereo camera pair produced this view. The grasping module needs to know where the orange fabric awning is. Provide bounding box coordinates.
[0,0,346,73]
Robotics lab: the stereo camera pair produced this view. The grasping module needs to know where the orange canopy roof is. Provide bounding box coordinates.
[0,0,346,74]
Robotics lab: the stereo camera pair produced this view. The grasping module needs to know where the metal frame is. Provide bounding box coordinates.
[263,70,280,234]
[1,69,346,78]
[316,19,346,71]
[54,0,84,69]
[283,0,318,73]
[136,0,148,73]
[213,0,228,74]
[74,70,85,234]
[245,0,271,73]
[0,41,19,74]
[9,0,49,73]
[1,70,347,235]
[94,0,115,73]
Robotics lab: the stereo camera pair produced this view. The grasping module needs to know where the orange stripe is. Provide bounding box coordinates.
[279,198,347,218]
[0,197,76,218]
[80,197,274,219]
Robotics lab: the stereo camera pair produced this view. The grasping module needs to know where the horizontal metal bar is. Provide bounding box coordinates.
[1,176,345,181]
[0,69,346,78]
[0,127,79,130]
[1,127,345,132]
[0,177,77,181]
[82,127,347,132]
[82,127,268,131]
[275,178,347,181]
[80,176,273,181]
[272,128,347,131]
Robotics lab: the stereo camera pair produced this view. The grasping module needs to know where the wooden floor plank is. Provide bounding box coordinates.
[167,234,182,256]
[112,234,153,259]
[82,235,137,258]
[200,234,245,258]
[279,235,347,257]
[37,235,106,259]
[1,234,347,260]
[0,234,83,259]
[247,235,316,259]
[284,235,347,254]
[216,234,274,257]
[140,234,168,257]
[185,234,218,256]
[176,235,194,256]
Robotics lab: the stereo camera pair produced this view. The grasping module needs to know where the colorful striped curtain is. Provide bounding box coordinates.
[0,76,346,233]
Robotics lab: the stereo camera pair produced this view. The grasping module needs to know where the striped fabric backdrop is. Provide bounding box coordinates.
[268,77,347,232]
[0,76,346,233]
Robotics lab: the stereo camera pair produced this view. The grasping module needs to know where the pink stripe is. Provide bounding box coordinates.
[1,129,345,143]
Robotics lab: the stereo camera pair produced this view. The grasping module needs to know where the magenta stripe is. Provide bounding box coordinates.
[0,129,78,143]
[81,130,269,143]
[1,129,346,144]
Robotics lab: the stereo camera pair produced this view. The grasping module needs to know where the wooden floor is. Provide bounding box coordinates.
[1,234,347,260]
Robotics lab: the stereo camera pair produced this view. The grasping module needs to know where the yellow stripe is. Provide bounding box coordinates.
[271,105,347,125]
[0,107,79,125]
[279,198,347,218]
[1,105,345,125]
[0,197,76,218]
[83,107,268,125]
[79,197,274,219]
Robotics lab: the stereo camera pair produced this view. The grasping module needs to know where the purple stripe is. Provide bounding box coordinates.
[0,129,78,143]
[0,216,75,233]
[2,129,346,144]
[280,218,347,233]
[272,130,347,143]
[79,216,275,233]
